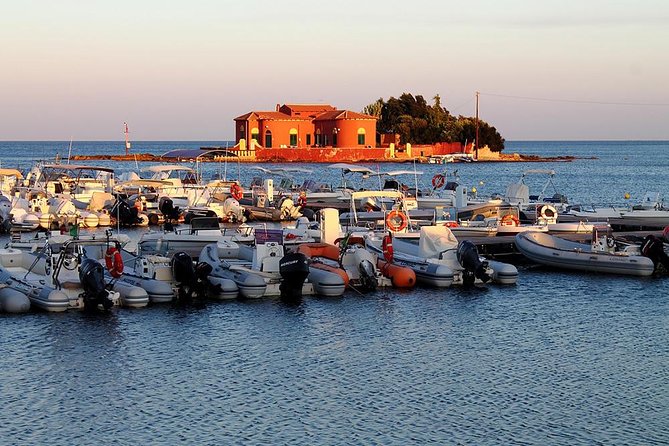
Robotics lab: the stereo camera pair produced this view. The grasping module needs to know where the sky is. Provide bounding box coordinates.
[1,0,668,141]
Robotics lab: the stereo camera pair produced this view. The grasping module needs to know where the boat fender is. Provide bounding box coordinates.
[431,174,445,189]
[500,214,520,227]
[386,210,408,232]
[230,183,244,201]
[663,225,669,243]
[297,192,307,208]
[382,233,394,262]
[104,247,124,278]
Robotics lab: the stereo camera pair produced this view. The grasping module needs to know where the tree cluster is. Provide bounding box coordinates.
[363,93,505,152]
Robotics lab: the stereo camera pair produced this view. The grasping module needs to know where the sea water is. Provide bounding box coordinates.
[0,141,668,445]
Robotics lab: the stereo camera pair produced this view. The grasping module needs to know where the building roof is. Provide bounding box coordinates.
[235,103,375,122]
[281,104,336,113]
[313,110,377,121]
[234,111,309,121]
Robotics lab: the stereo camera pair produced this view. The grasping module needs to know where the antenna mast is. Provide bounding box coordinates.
[475,91,479,160]
[124,122,131,156]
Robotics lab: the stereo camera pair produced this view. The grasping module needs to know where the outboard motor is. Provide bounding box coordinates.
[300,207,316,221]
[112,198,140,226]
[279,252,310,301]
[222,197,244,223]
[456,240,491,285]
[0,196,12,234]
[79,258,114,310]
[641,235,669,273]
[171,251,196,301]
[358,259,378,292]
[159,196,181,221]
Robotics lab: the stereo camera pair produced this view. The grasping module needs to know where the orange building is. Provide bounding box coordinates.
[234,104,377,149]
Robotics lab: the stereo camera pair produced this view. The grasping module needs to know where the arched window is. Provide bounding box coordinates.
[239,124,246,141]
[289,128,298,147]
[251,128,259,143]
[357,128,366,145]
[265,129,272,148]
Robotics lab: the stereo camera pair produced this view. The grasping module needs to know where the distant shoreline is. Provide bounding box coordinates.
[69,153,594,163]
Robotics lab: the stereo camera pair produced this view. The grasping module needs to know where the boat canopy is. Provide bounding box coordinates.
[381,170,424,176]
[141,165,195,173]
[161,148,239,160]
[328,163,375,175]
[41,164,114,173]
[0,168,23,179]
[250,166,313,176]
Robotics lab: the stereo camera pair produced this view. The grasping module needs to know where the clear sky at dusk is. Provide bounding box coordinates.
[1,0,668,141]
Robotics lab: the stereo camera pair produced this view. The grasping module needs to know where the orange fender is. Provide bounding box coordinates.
[377,259,416,289]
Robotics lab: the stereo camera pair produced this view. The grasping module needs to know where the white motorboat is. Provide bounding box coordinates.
[4,233,150,310]
[366,225,518,286]
[514,230,660,276]
[199,229,342,299]
[503,169,570,222]
[137,217,254,259]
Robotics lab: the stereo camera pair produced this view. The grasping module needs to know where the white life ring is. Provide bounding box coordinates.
[539,204,557,220]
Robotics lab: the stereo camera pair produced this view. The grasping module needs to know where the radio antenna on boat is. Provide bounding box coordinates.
[124,122,131,156]
[67,137,73,164]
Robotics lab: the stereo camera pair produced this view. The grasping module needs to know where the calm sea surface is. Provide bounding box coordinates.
[1,141,668,445]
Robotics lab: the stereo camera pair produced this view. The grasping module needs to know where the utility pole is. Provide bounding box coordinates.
[475,91,479,160]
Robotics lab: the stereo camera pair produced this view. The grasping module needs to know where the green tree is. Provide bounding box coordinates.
[363,93,505,152]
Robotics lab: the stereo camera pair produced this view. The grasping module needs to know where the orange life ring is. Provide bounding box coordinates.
[230,183,243,201]
[382,233,394,262]
[297,192,307,207]
[104,247,124,278]
[444,221,459,228]
[431,174,446,189]
[386,210,408,232]
[500,214,520,227]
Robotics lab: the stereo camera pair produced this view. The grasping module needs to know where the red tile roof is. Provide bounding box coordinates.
[282,104,336,113]
[235,106,375,122]
[313,110,377,121]
[234,111,309,121]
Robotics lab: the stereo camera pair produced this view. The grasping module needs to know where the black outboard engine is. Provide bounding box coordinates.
[159,196,181,222]
[358,259,378,292]
[171,251,197,301]
[300,207,316,221]
[79,258,114,310]
[641,235,669,273]
[279,252,310,301]
[456,240,491,286]
[112,198,140,226]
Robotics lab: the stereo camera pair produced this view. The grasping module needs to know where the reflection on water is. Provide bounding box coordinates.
[3,269,667,444]
[0,141,668,444]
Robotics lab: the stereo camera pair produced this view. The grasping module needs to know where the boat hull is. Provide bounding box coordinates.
[515,231,655,277]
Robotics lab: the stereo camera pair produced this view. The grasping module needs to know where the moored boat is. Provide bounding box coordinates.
[514,230,657,276]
